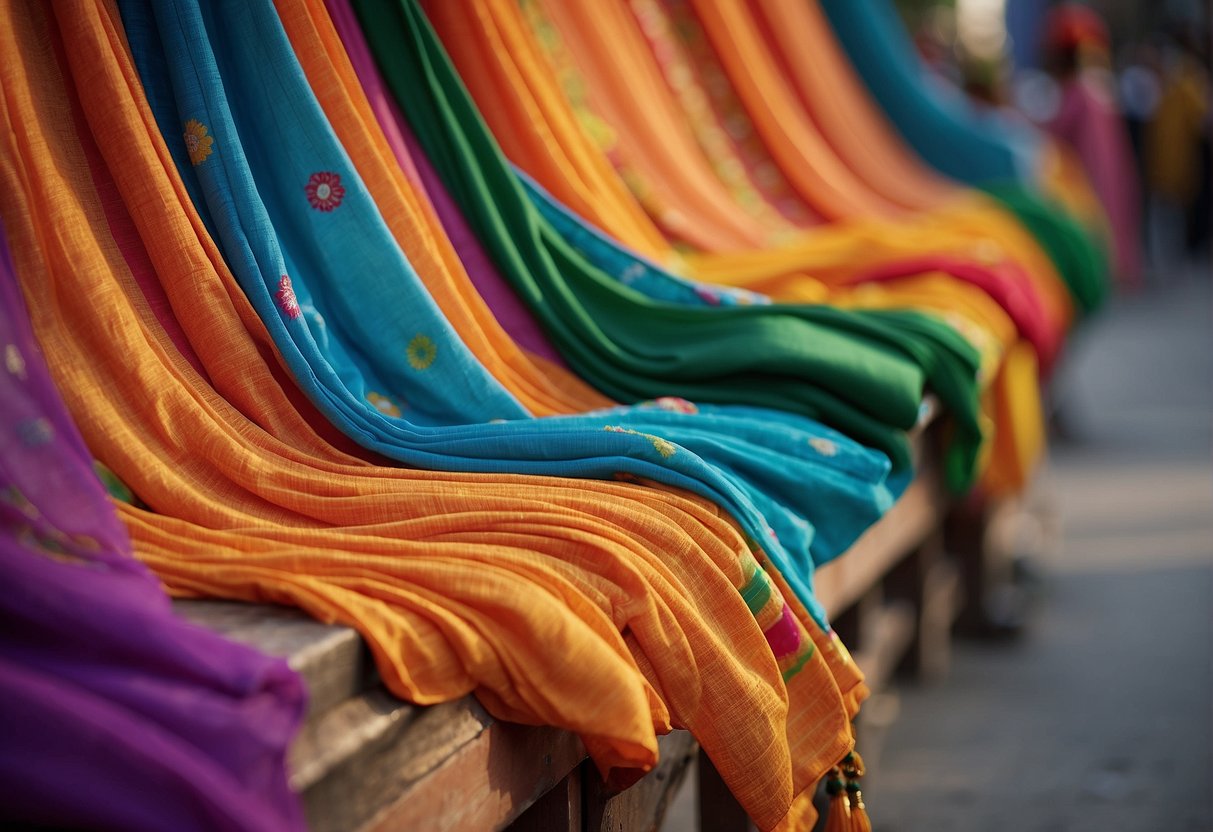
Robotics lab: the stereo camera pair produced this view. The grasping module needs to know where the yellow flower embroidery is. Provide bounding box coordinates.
[406,334,437,370]
[367,391,401,418]
[649,436,676,459]
[183,119,214,166]
[603,425,676,459]
[808,437,838,457]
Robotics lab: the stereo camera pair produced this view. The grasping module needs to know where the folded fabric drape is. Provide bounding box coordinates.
[1,4,871,824]
[410,0,1072,491]
[351,0,987,496]
[0,221,306,832]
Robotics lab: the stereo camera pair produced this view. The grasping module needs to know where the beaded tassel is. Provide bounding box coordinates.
[823,765,850,832]
[842,751,871,832]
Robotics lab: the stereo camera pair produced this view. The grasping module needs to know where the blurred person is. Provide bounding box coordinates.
[1145,27,1211,269]
[1041,3,1143,288]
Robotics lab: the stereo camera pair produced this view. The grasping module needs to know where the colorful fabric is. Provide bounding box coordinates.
[352,0,988,495]
[0,222,306,831]
[816,0,1109,312]
[1,5,868,825]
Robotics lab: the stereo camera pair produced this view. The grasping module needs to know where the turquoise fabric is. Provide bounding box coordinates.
[119,0,910,627]
[819,0,1041,184]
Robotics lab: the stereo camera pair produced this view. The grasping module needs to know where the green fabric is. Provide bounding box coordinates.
[983,182,1111,316]
[351,0,984,490]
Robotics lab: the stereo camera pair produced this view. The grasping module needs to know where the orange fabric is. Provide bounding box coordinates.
[425,0,675,264]
[748,0,958,210]
[0,2,863,826]
[683,0,901,221]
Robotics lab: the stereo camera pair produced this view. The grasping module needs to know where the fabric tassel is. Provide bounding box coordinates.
[823,766,850,832]
[842,751,872,832]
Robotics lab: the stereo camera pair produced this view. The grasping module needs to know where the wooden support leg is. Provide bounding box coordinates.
[696,748,752,832]
[947,497,1025,638]
[508,768,582,832]
[582,731,697,832]
[885,529,958,680]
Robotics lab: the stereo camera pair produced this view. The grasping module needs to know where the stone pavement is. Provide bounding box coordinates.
[867,272,1213,831]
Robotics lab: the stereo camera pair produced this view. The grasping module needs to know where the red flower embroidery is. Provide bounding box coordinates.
[305,171,345,212]
[276,275,301,319]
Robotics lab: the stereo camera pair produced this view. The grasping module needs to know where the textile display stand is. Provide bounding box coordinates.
[175,398,1031,832]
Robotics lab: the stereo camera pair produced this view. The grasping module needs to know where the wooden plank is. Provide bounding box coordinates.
[358,710,585,832]
[816,445,946,619]
[583,731,697,832]
[173,599,368,719]
[508,768,582,832]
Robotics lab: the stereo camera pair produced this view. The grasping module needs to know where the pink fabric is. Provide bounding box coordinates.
[763,604,802,658]
[849,253,1061,376]
[1048,76,1142,285]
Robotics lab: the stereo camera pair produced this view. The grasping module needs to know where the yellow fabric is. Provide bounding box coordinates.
[1147,56,1210,204]
[0,2,861,826]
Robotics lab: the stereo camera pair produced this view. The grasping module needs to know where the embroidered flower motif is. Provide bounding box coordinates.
[619,263,646,285]
[5,344,26,379]
[305,171,345,212]
[276,275,301,319]
[406,334,437,370]
[809,437,838,457]
[603,425,676,459]
[183,119,214,166]
[367,391,401,419]
[648,396,698,414]
[17,417,54,447]
[649,436,677,458]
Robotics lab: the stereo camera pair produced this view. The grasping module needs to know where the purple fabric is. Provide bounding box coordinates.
[0,225,307,832]
[325,0,568,366]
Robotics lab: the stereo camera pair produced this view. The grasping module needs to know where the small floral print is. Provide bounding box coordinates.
[5,344,26,379]
[367,391,402,418]
[649,436,676,458]
[619,263,646,285]
[808,437,838,457]
[183,119,214,166]
[647,396,698,414]
[276,275,301,319]
[603,425,677,459]
[305,171,345,212]
[17,417,54,447]
[406,334,437,370]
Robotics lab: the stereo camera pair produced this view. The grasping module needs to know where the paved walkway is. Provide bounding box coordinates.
[868,273,1213,831]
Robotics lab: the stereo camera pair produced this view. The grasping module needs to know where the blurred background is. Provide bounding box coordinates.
[899,0,1210,279]
[865,2,1211,830]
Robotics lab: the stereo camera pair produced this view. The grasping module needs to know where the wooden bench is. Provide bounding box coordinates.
[176,401,1022,831]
